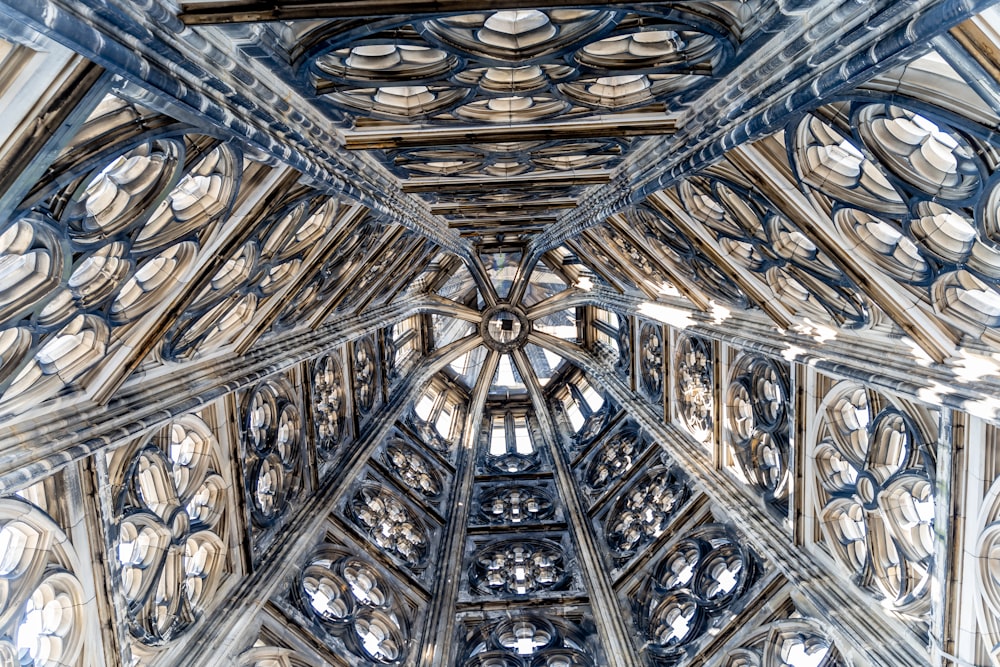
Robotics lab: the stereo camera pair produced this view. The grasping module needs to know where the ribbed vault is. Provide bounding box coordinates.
[4,2,1000,667]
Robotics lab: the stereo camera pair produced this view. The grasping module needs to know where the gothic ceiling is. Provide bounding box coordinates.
[6,1,1000,667]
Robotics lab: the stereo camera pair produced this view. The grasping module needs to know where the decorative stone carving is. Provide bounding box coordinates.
[726,354,791,511]
[637,524,760,664]
[477,485,556,525]
[605,465,690,563]
[312,351,349,456]
[675,334,714,446]
[242,377,303,527]
[353,335,378,415]
[460,613,599,667]
[110,413,230,645]
[812,380,936,620]
[616,312,632,378]
[586,422,647,493]
[470,538,568,597]
[381,436,443,502]
[299,545,411,665]
[348,483,429,570]
[639,320,664,403]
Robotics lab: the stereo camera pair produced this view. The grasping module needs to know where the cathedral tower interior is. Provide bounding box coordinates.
[4,1,1000,665]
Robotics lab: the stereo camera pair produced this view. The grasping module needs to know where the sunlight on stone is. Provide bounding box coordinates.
[900,336,934,366]
[952,349,1000,383]
[791,319,837,343]
[780,344,808,363]
[965,395,1000,421]
[658,282,681,297]
[709,301,730,324]
[916,383,948,407]
[574,276,594,291]
[638,302,694,329]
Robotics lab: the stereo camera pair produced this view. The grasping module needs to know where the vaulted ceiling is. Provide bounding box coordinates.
[5,1,1000,667]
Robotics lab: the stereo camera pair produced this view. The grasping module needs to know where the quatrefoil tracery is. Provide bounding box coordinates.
[299,546,410,665]
[470,538,569,597]
[606,465,690,561]
[461,613,598,667]
[812,381,936,620]
[586,423,648,493]
[242,378,303,527]
[478,485,556,525]
[0,133,240,410]
[348,483,429,570]
[726,354,792,511]
[381,436,443,501]
[0,499,89,667]
[112,414,229,646]
[302,8,735,125]
[638,524,760,663]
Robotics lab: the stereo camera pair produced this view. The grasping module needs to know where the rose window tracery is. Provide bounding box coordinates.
[639,321,664,402]
[353,336,378,414]
[348,483,428,570]
[565,382,612,447]
[478,486,555,525]
[675,334,714,446]
[638,524,760,664]
[721,618,844,667]
[272,218,389,330]
[586,423,647,493]
[606,466,690,561]
[726,355,791,511]
[312,352,348,456]
[462,614,597,667]
[305,9,731,125]
[299,545,410,665]
[470,539,568,597]
[0,136,239,409]
[381,437,443,501]
[594,224,676,292]
[111,413,229,645]
[624,206,751,308]
[242,378,303,527]
[793,106,1000,339]
[676,178,871,328]
[812,381,936,619]
[164,195,339,359]
[0,498,90,667]
[408,413,452,454]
